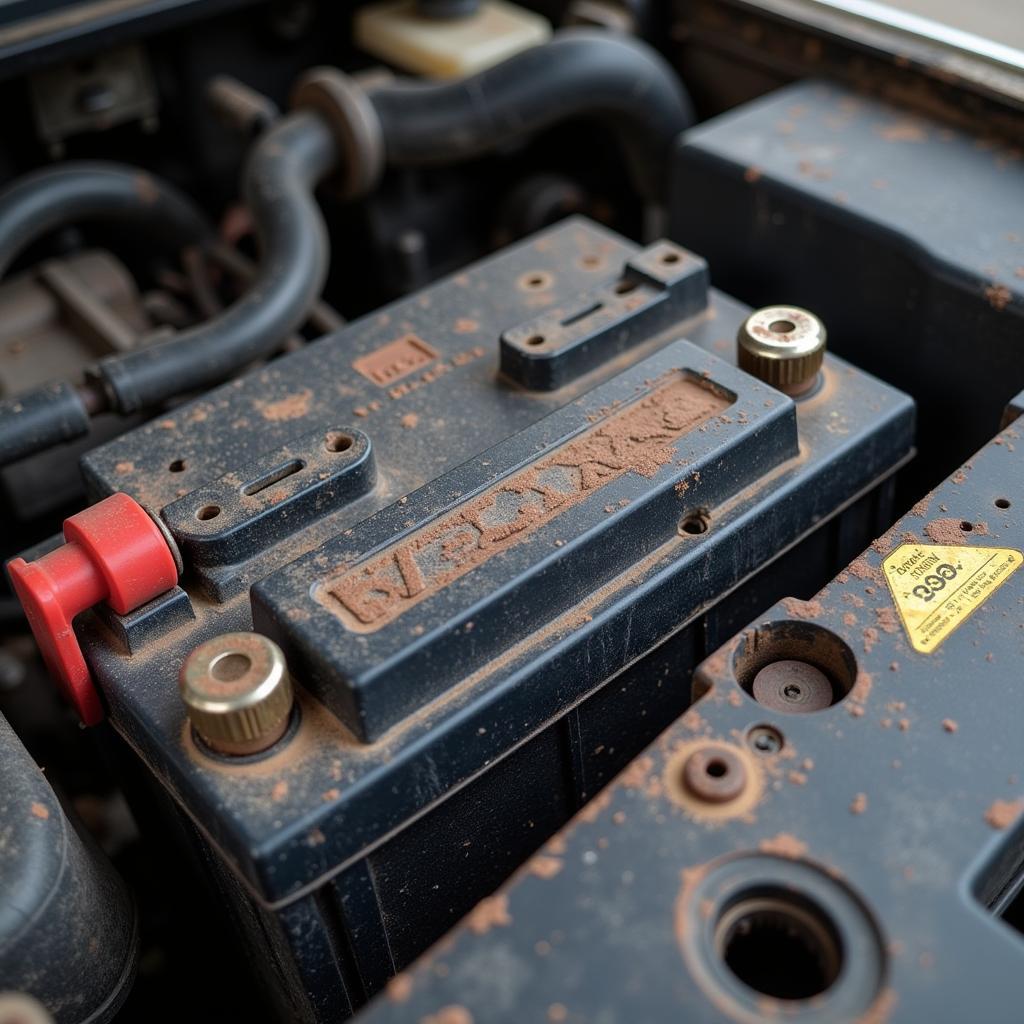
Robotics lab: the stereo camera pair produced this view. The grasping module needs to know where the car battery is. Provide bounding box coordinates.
[671,78,1024,498]
[361,407,1024,1023]
[19,217,914,1021]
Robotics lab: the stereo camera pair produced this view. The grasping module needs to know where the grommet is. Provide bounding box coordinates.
[291,68,384,200]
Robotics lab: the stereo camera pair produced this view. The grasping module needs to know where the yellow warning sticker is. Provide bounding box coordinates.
[882,543,1022,653]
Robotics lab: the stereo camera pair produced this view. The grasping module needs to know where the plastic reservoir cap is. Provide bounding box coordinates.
[355,0,551,79]
[7,493,179,725]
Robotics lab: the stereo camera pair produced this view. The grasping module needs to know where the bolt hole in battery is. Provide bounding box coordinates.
[324,432,353,453]
[196,505,221,521]
[715,891,843,1001]
[680,509,710,535]
[747,724,784,754]
[769,319,796,335]
[705,758,729,778]
[995,498,1012,509]
[241,459,306,496]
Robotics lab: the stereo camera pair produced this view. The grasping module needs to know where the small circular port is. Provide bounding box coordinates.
[715,892,842,1001]
[678,856,885,1022]
[746,724,784,755]
[324,431,353,453]
[733,622,858,713]
[679,510,710,536]
[196,504,221,521]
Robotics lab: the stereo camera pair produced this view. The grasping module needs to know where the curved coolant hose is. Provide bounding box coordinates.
[368,28,695,202]
[0,161,211,279]
[0,111,338,464]
[95,111,337,414]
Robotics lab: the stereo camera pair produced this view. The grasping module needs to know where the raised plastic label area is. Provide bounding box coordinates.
[320,371,730,631]
[882,542,1022,653]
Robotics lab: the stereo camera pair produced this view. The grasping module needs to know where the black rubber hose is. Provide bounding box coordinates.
[0,381,91,466]
[0,111,338,465]
[95,110,337,413]
[367,28,694,202]
[0,162,213,464]
[0,161,211,279]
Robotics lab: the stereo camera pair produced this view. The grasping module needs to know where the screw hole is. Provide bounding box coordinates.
[996,498,1011,510]
[747,725,784,755]
[960,520,974,532]
[680,510,710,536]
[769,319,796,334]
[169,459,186,473]
[705,758,728,778]
[324,432,353,453]
[661,251,681,264]
[196,505,221,521]
[526,334,546,348]
[519,270,552,291]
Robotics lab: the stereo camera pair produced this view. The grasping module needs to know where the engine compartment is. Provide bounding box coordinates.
[0,2,1021,1022]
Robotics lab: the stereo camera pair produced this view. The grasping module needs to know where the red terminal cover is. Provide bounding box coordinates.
[7,493,178,724]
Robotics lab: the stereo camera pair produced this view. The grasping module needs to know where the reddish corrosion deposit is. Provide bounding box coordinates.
[529,855,563,880]
[781,597,823,619]
[386,974,413,1003]
[322,373,729,630]
[924,518,970,545]
[985,798,1024,830]
[758,833,808,859]
[420,1006,473,1024]
[850,793,868,815]
[258,388,313,422]
[465,893,512,935]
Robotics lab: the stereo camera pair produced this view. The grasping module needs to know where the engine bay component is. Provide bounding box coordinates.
[0,712,137,1023]
[66,215,912,1020]
[358,407,1024,1023]
[0,3,1020,1020]
[672,77,1024,496]
[8,492,179,724]
[355,0,551,78]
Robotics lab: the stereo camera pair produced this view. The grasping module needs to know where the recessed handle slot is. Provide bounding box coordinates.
[242,459,306,497]
[560,301,604,328]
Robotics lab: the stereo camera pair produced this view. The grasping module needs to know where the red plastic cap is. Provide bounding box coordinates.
[8,493,178,725]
